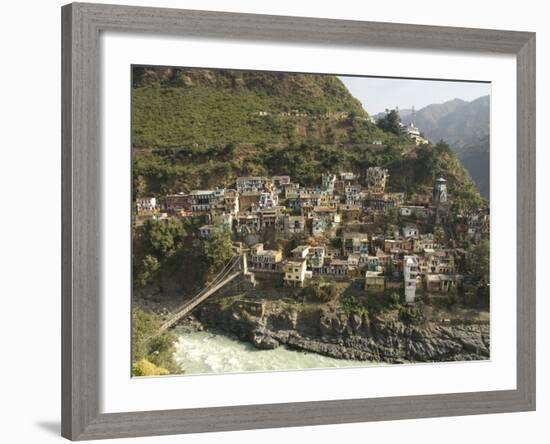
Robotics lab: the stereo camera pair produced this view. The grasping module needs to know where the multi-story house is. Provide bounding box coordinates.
[248,243,282,271]
[365,196,396,211]
[366,167,389,194]
[281,214,307,235]
[291,245,310,260]
[236,176,270,193]
[321,172,337,194]
[306,246,326,270]
[342,232,369,257]
[365,270,385,293]
[321,259,349,277]
[287,194,322,211]
[283,259,310,287]
[135,197,157,213]
[399,205,431,219]
[413,234,438,253]
[237,212,261,234]
[339,204,362,223]
[189,189,225,212]
[344,185,364,206]
[271,176,291,194]
[164,193,192,212]
[259,208,278,229]
[384,238,412,253]
[311,206,340,238]
[258,191,278,209]
[425,274,461,293]
[223,189,239,215]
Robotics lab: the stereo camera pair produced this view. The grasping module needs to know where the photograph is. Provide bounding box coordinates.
[130,66,491,377]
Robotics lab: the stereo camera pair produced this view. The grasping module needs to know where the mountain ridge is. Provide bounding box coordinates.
[373,95,490,199]
[132,68,484,211]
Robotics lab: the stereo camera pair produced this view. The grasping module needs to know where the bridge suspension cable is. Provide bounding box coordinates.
[155,254,243,334]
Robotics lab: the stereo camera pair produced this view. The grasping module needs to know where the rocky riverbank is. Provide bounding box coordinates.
[195,297,490,363]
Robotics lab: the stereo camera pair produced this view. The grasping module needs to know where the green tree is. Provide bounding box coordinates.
[466,239,490,284]
[465,239,490,306]
[200,224,234,272]
[135,254,160,288]
[377,109,401,135]
[142,218,187,260]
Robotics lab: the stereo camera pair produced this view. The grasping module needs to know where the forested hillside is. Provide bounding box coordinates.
[459,136,490,200]
[132,67,484,211]
[132,67,389,148]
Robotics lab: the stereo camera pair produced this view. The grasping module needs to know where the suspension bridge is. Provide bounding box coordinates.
[157,251,251,333]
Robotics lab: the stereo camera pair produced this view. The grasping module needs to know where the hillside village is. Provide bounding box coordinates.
[135,162,488,303]
[130,68,491,375]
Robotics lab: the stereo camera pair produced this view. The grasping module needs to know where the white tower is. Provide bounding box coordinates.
[322,172,336,194]
[433,178,448,205]
[404,255,419,303]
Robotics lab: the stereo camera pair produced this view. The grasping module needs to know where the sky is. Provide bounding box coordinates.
[338,76,491,116]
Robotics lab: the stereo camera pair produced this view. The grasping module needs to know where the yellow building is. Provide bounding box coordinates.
[365,271,385,293]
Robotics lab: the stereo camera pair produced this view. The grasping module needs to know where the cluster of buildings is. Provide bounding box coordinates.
[135,166,488,303]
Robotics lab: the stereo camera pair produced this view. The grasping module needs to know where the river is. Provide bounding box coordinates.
[173,329,370,375]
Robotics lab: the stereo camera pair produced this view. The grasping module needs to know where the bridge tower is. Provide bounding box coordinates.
[242,252,248,274]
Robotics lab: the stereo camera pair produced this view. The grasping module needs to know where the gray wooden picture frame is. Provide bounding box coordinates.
[61,2,536,440]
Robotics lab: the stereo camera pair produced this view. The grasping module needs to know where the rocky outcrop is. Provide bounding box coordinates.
[197,299,490,363]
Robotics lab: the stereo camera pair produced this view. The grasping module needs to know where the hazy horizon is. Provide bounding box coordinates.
[338,76,491,116]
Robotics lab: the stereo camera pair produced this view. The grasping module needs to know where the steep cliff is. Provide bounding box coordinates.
[196,298,489,363]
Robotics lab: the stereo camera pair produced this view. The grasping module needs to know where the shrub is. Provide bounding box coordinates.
[302,282,339,303]
[341,294,368,316]
[389,292,401,306]
[132,309,183,376]
[132,359,170,377]
[398,305,423,325]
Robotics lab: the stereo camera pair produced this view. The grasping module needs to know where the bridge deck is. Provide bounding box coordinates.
[158,270,242,333]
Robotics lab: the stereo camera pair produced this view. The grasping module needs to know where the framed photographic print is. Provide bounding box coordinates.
[61,2,536,440]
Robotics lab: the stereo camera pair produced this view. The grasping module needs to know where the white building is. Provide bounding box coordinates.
[339,172,357,182]
[400,122,421,138]
[258,191,278,209]
[199,224,215,239]
[189,189,225,212]
[291,245,310,260]
[223,189,239,215]
[402,226,419,238]
[399,122,429,145]
[236,176,270,193]
[404,255,419,303]
[322,172,337,193]
[283,259,309,287]
[136,197,156,212]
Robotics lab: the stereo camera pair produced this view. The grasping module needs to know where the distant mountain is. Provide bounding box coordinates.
[374,96,490,199]
[401,96,490,152]
[458,136,490,200]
